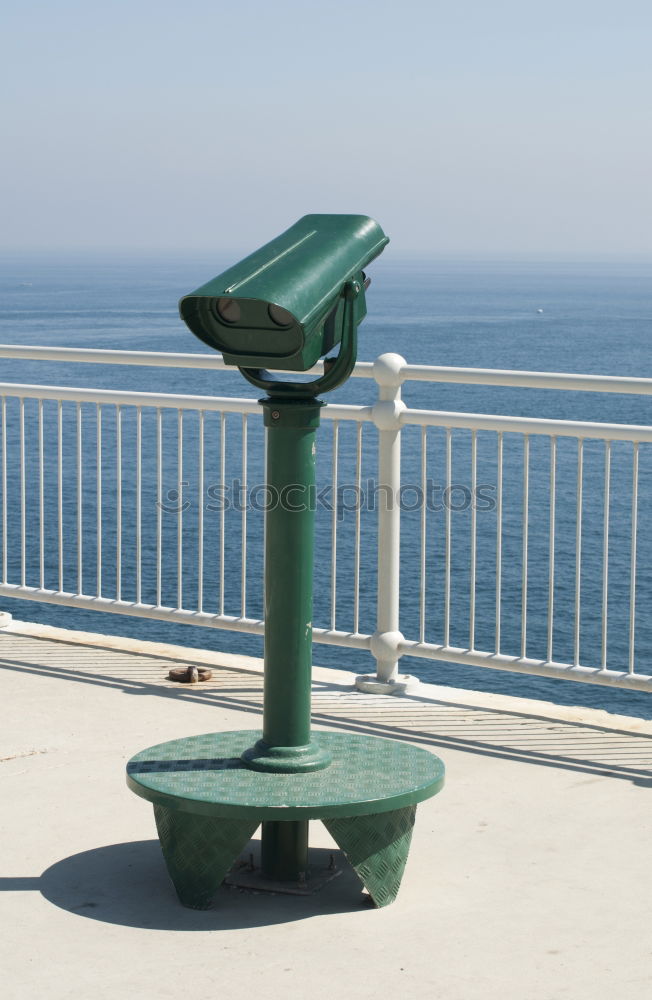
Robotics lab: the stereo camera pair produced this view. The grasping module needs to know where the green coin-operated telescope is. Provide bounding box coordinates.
[178,212,390,781]
[168,214,442,899]
[179,214,388,397]
[128,217,445,906]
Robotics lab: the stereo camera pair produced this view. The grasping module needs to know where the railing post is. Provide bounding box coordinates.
[355,353,419,695]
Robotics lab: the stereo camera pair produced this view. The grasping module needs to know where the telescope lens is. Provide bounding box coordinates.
[215,297,241,324]
[268,304,294,327]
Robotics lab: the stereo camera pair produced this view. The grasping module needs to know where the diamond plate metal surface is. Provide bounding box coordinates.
[127,730,444,820]
[154,804,258,909]
[324,805,416,908]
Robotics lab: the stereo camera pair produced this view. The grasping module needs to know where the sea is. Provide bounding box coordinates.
[1,249,651,719]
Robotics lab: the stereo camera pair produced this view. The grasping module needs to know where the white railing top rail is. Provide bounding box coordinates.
[400,407,652,443]
[0,381,263,415]
[2,344,652,396]
[2,381,652,441]
[0,381,370,425]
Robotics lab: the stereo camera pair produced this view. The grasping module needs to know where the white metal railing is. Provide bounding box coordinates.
[0,344,651,695]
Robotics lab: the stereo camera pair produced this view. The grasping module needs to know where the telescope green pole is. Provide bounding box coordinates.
[241,396,332,881]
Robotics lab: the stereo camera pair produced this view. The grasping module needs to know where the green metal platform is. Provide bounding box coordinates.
[127,729,444,908]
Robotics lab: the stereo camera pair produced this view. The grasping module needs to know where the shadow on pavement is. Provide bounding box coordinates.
[3,839,367,931]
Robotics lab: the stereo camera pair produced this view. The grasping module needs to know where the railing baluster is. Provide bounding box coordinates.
[573,438,584,666]
[58,400,63,592]
[601,440,611,670]
[241,413,247,618]
[628,442,639,674]
[419,426,427,643]
[444,427,452,647]
[198,410,204,614]
[547,436,557,663]
[136,406,142,605]
[330,420,339,631]
[219,412,226,616]
[495,432,503,654]
[177,409,183,610]
[354,422,363,634]
[366,358,404,688]
[19,399,25,588]
[156,408,162,607]
[77,403,82,595]
[38,400,44,590]
[521,434,530,659]
[96,404,102,598]
[469,429,477,650]
[116,405,122,602]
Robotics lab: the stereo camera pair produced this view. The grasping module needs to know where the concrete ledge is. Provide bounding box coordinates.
[3,617,650,734]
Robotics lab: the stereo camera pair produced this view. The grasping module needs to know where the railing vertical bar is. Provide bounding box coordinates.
[156,408,162,607]
[601,440,611,670]
[19,399,26,588]
[330,420,339,631]
[136,406,142,605]
[38,400,44,590]
[198,410,204,614]
[57,400,63,593]
[521,434,530,659]
[241,413,247,618]
[573,439,584,666]
[177,409,183,610]
[495,432,503,654]
[353,422,363,635]
[373,371,403,684]
[547,436,557,663]
[469,430,477,650]
[419,425,427,643]
[444,428,452,647]
[116,405,122,602]
[628,442,639,674]
[1,397,6,584]
[76,403,82,595]
[219,412,226,616]
[96,404,102,598]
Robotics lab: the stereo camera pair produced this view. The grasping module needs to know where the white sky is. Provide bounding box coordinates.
[2,0,651,254]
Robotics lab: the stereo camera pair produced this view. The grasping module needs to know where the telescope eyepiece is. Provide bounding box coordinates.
[215,297,241,324]
[268,304,294,327]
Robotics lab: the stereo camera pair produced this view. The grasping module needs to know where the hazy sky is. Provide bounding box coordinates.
[2,1,651,254]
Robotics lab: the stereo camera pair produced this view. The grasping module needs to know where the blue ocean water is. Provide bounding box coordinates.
[1,250,651,718]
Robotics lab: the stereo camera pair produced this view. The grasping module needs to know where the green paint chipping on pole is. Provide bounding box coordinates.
[127,215,446,905]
